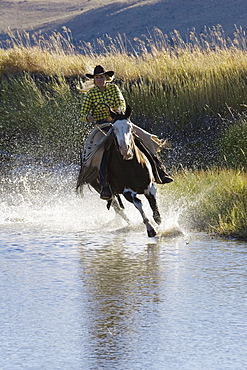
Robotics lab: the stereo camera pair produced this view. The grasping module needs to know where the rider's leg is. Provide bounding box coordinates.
[134,136,173,184]
[99,150,112,200]
[132,125,162,153]
[132,125,173,184]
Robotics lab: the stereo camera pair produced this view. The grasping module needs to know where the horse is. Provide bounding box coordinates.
[77,105,162,237]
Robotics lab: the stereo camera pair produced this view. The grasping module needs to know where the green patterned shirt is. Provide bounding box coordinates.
[81,83,126,122]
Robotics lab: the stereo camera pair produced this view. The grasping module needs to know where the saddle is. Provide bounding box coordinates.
[77,124,113,188]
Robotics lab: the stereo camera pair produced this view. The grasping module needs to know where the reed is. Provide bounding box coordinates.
[1,26,247,130]
[0,73,88,161]
[1,27,247,163]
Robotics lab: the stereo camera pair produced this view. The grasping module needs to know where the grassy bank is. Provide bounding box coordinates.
[160,169,247,240]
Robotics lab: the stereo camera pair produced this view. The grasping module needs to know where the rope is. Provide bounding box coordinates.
[81,123,112,164]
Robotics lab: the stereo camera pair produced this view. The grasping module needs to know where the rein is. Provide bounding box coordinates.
[81,123,113,164]
[95,123,109,136]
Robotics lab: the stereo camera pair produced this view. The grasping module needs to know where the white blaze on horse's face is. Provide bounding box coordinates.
[113,119,133,160]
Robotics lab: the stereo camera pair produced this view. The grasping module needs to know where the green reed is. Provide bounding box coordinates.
[219,116,247,169]
[0,73,88,162]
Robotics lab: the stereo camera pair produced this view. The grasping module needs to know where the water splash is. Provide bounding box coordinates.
[0,160,186,237]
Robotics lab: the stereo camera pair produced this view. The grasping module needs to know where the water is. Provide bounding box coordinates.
[0,162,247,369]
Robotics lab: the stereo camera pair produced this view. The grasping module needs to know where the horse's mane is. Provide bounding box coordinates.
[110,106,151,167]
[133,138,148,165]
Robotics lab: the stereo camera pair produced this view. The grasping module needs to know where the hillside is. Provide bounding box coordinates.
[0,0,247,47]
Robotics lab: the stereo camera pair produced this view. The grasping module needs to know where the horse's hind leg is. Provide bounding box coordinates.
[123,189,156,237]
[145,184,161,225]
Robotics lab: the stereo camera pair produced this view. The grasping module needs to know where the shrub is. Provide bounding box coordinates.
[219,118,247,170]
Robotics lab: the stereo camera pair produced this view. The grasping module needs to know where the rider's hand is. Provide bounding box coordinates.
[86,114,94,123]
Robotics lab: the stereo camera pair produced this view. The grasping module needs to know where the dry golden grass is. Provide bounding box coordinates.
[0,26,246,78]
[1,27,247,126]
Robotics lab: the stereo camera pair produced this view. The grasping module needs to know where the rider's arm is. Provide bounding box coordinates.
[81,93,93,122]
[111,84,126,113]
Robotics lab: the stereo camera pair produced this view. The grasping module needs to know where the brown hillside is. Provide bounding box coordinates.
[0,0,246,45]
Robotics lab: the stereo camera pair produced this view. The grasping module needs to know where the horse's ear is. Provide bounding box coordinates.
[125,105,131,119]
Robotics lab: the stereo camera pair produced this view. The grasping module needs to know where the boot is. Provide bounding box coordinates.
[155,162,173,184]
[100,183,112,200]
[99,150,112,200]
[157,168,173,184]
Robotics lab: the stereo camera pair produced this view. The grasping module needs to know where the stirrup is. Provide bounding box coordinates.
[156,167,173,184]
[100,185,112,200]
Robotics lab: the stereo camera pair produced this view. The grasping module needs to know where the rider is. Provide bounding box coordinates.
[81,65,173,200]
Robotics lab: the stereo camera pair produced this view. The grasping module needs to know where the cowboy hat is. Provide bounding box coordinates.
[85,65,114,79]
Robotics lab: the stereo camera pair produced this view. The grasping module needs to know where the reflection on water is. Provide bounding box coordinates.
[77,233,247,370]
[0,163,247,369]
[1,229,246,370]
[78,235,162,368]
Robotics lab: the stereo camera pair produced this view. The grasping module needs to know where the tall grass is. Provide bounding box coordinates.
[1,26,247,129]
[0,73,89,162]
[1,26,247,164]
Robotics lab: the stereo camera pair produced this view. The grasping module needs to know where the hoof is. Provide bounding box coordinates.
[148,228,156,237]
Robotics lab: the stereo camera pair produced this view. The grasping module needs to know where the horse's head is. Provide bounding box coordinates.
[111,106,134,160]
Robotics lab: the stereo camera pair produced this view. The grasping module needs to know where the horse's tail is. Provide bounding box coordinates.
[76,165,98,193]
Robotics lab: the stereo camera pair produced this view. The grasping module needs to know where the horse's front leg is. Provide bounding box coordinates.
[145,184,161,225]
[123,188,156,237]
[110,197,131,225]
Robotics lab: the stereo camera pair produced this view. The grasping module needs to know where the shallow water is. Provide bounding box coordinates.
[0,163,247,370]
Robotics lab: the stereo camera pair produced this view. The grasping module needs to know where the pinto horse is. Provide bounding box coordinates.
[77,105,161,237]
